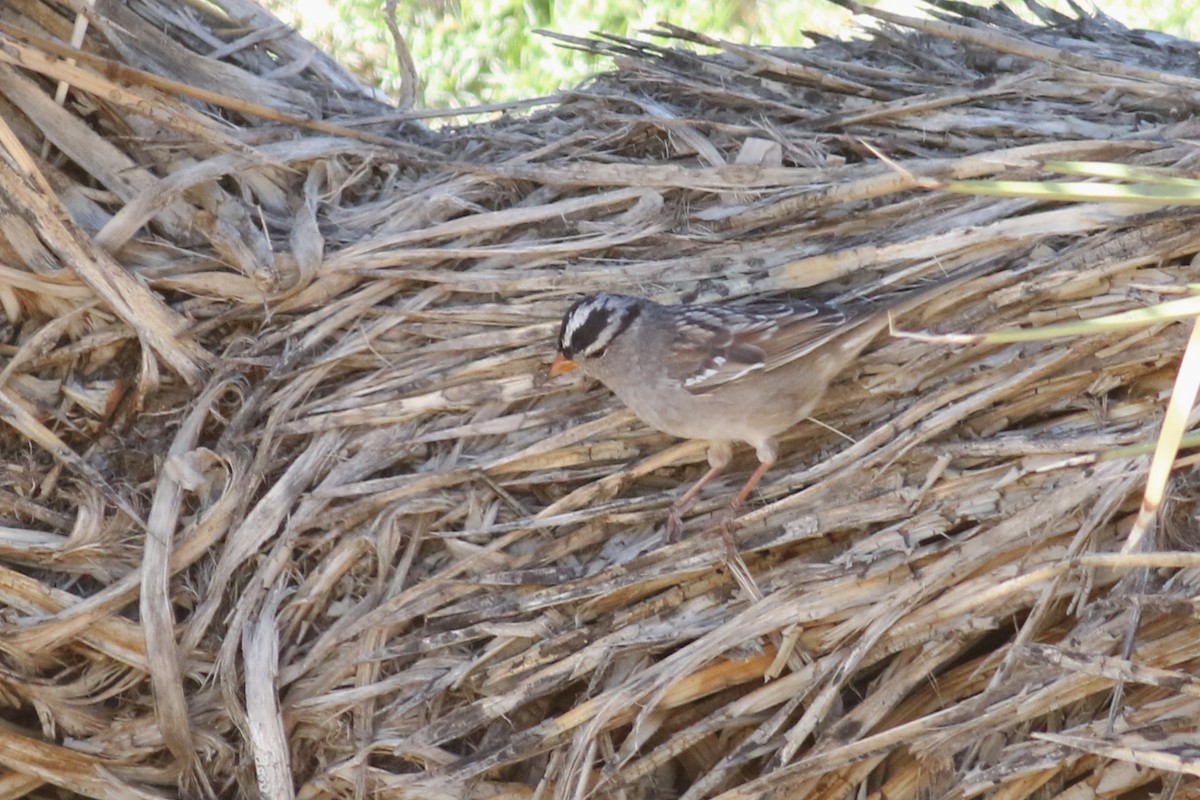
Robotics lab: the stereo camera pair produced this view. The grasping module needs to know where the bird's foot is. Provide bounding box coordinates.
[709,509,764,599]
[715,509,741,561]
[664,506,686,544]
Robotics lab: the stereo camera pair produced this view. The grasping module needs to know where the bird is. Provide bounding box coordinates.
[548,285,943,542]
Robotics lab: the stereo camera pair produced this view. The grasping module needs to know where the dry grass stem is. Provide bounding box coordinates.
[1,1,1199,798]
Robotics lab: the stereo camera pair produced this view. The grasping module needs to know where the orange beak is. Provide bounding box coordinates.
[549,352,578,377]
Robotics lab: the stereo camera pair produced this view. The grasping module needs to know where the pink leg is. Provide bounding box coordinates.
[665,442,732,543]
[732,459,775,509]
[720,456,776,557]
[666,463,725,542]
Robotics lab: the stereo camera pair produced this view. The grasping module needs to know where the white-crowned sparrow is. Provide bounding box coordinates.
[549,284,948,541]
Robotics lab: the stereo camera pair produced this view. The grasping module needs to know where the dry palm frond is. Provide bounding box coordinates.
[1,1,1200,798]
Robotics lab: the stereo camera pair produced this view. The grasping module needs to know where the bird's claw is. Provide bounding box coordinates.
[714,508,741,560]
[664,507,686,544]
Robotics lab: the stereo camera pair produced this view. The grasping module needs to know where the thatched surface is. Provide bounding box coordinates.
[2,0,1200,798]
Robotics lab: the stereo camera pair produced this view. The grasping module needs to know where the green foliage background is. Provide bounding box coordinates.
[265,0,1200,111]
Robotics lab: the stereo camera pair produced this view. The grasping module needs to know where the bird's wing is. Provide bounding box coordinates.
[665,301,849,395]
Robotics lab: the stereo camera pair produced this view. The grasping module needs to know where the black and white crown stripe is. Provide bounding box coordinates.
[557,293,643,359]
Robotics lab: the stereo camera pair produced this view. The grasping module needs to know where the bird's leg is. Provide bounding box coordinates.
[665,464,722,543]
[718,440,779,554]
[665,442,732,543]
[731,458,776,510]
[716,458,775,557]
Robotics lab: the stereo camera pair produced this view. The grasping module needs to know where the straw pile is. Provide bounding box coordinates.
[1,0,1199,798]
